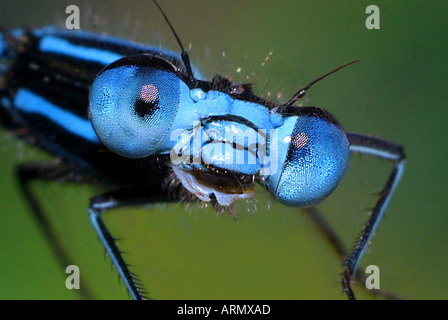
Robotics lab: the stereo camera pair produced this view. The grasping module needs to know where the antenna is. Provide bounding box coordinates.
[282,59,361,108]
[152,0,196,86]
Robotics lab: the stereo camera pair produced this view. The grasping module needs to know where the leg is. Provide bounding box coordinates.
[88,184,177,300]
[303,207,401,300]
[16,161,95,299]
[342,133,406,300]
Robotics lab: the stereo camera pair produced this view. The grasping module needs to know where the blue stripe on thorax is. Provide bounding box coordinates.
[34,27,203,79]
[14,89,99,143]
[40,36,123,65]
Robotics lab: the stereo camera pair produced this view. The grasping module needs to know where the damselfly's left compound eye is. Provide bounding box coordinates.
[89,55,182,158]
[265,109,350,207]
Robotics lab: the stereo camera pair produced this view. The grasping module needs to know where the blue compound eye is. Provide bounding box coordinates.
[89,55,181,158]
[266,111,350,207]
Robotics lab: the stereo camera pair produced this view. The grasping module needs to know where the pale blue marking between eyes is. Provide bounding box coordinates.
[14,89,100,143]
[40,35,122,65]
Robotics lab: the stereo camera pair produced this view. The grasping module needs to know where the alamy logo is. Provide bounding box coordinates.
[65,265,80,290]
[365,5,380,30]
[365,265,380,290]
[65,5,80,30]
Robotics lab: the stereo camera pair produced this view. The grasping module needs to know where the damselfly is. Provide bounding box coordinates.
[0,1,405,300]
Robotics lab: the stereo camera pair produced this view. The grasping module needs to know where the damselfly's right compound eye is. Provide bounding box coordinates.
[89,55,182,158]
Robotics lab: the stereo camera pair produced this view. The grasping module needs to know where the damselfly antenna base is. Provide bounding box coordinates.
[152,0,197,87]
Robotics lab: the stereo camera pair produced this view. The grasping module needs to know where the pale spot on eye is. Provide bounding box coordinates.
[140,84,159,103]
[294,132,308,148]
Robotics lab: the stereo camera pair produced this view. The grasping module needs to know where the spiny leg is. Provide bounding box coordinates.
[88,183,176,300]
[16,161,95,299]
[303,207,401,300]
[341,133,406,300]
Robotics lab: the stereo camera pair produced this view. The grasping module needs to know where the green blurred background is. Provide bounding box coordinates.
[0,0,447,300]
